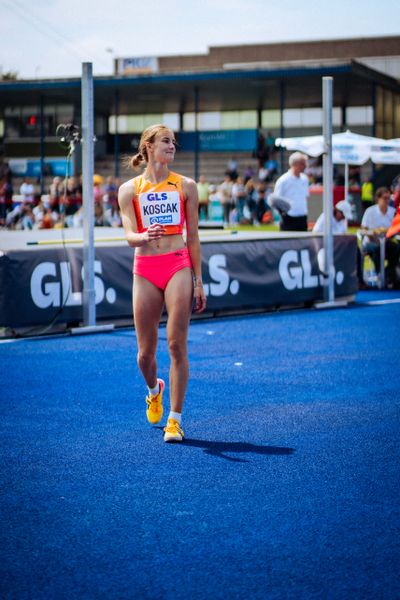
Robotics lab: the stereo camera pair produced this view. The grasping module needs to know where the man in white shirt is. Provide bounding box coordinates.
[273,152,309,231]
[313,200,352,234]
[360,187,399,286]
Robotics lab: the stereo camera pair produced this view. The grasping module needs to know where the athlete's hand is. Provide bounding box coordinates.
[142,223,166,243]
[193,283,207,313]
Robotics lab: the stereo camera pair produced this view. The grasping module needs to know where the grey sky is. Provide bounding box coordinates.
[1,0,399,79]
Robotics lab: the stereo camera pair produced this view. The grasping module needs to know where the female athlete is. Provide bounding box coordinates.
[118,124,207,443]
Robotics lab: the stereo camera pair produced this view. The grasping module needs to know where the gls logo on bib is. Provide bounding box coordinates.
[139,191,181,227]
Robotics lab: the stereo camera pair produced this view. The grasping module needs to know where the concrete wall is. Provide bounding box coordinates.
[158,37,400,73]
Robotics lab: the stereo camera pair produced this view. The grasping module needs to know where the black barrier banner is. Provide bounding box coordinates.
[0,236,357,328]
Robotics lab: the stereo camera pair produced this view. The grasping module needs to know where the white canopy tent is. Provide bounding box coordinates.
[276,130,400,202]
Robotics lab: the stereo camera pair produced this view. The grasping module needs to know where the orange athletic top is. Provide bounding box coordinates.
[132,171,185,235]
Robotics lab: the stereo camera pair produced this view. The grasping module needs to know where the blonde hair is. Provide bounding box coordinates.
[130,124,174,169]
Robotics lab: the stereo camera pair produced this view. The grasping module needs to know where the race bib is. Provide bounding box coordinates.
[138,191,181,228]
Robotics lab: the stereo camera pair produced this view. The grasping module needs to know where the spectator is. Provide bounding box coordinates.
[226,157,238,181]
[0,161,12,184]
[273,152,309,231]
[361,177,374,214]
[4,178,13,216]
[33,199,45,226]
[243,165,255,184]
[232,176,246,222]
[63,176,82,218]
[255,132,268,168]
[265,131,276,157]
[0,178,7,226]
[104,204,122,227]
[207,184,222,222]
[245,179,258,224]
[196,174,210,220]
[72,207,83,228]
[258,164,268,183]
[94,181,104,205]
[40,208,58,229]
[218,174,233,225]
[264,155,278,182]
[391,174,400,209]
[49,176,62,212]
[20,177,35,205]
[20,204,35,230]
[313,200,352,234]
[360,187,399,287]
[94,202,106,226]
[305,157,323,184]
[103,175,118,210]
[255,184,268,224]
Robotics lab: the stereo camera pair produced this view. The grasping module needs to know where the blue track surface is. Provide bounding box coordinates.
[1,291,400,599]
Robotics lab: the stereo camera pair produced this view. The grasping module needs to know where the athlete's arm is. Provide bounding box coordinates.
[183,177,207,313]
[118,180,165,247]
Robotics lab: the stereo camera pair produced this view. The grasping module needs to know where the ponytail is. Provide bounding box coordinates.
[131,152,145,169]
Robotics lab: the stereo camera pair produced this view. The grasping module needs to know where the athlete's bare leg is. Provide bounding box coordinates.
[164,268,193,413]
[133,275,165,389]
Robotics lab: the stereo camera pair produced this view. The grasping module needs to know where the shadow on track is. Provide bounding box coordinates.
[182,438,295,462]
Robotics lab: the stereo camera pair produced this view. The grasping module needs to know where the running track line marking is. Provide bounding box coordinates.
[360,298,400,306]
[1,299,399,344]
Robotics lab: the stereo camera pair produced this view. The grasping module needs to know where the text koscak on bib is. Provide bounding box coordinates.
[139,191,182,228]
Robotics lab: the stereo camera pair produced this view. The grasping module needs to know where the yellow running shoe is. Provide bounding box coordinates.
[146,378,165,424]
[163,418,184,443]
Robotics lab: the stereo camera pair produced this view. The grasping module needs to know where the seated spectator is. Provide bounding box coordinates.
[313,201,352,234]
[60,176,82,219]
[359,187,399,287]
[49,176,62,212]
[19,204,35,230]
[40,208,58,229]
[255,184,268,224]
[20,177,35,205]
[5,204,23,229]
[103,175,118,210]
[94,181,104,205]
[94,202,106,226]
[33,200,45,226]
[104,204,122,227]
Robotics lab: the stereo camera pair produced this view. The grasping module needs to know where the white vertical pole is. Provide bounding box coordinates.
[81,62,96,326]
[322,77,335,303]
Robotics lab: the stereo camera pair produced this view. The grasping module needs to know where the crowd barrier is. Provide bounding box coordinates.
[0,233,358,332]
